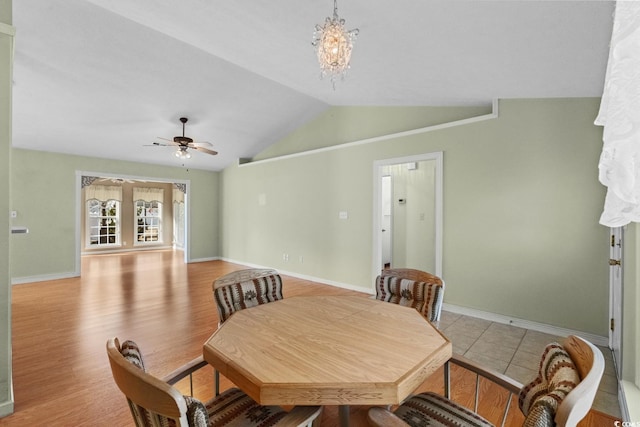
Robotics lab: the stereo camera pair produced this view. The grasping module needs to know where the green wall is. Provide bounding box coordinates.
[10,149,220,280]
[0,0,12,416]
[221,98,610,337]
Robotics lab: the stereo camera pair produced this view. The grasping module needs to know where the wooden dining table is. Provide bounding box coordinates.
[202,295,452,426]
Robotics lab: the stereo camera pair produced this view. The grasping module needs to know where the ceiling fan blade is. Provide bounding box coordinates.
[193,146,218,156]
[148,141,179,147]
[157,137,175,143]
[190,141,213,147]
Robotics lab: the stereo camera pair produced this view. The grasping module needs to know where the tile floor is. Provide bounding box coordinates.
[438,310,622,419]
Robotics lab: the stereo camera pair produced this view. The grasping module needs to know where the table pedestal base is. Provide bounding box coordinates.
[338,405,350,427]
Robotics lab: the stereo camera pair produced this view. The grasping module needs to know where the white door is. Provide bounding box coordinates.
[381,175,392,268]
[609,226,623,377]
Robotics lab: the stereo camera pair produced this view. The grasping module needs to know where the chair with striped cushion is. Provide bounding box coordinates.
[367,335,604,427]
[107,337,322,427]
[375,268,445,325]
[212,268,283,394]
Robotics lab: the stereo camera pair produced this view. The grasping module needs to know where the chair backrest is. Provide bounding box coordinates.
[556,335,605,426]
[376,268,444,322]
[518,335,604,427]
[106,337,190,426]
[213,268,283,323]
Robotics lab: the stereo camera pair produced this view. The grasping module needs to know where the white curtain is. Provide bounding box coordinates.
[595,1,640,227]
[85,185,122,202]
[133,187,164,203]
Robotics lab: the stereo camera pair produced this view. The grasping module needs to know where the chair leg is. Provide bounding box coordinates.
[215,369,220,396]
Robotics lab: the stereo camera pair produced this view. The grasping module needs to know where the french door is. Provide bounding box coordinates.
[609,226,623,378]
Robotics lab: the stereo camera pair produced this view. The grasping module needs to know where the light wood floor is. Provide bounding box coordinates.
[4,250,618,426]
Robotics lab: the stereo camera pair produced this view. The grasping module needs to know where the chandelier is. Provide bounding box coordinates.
[312,0,359,88]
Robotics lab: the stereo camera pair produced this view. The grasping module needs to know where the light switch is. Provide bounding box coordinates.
[339,211,348,220]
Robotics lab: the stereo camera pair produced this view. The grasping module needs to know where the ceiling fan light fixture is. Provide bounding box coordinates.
[175,148,191,160]
[312,0,359,89]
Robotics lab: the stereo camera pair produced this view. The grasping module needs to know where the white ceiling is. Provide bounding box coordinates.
[11,0,615,172]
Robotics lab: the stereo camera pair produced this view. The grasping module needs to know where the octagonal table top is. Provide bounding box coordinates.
[203,295,451,406]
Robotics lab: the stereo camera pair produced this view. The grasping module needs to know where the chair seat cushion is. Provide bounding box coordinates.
[393,391,494,427]
[205,387,288,426]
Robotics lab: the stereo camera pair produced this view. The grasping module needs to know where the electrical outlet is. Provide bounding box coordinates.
[10,211,17,218]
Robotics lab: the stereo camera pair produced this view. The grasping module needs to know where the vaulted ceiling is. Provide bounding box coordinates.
[12,0,615,171]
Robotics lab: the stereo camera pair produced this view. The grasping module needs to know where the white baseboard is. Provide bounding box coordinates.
[442,303,609,347]
[189,256,220,263]
[0,381,14,418]
[218,258,373,294]
[12,271,78,285]
[81,245,173,256]
[620,380,640,422]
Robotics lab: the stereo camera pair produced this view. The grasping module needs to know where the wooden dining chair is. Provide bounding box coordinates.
[211,268,284,394]
[367,335,604,427]
[107,337,322,427]
[375,268,445,325]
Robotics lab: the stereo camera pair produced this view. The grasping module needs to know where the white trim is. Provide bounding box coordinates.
[81,245,173,256]
[442,302,609,347]
[0,22,16,37]
[189,256,220,263]
[239,99,499,167]
[218,257,374,294]
[217,257,609,346]
[0,399,14,418]
[12,271,78,285]
[619,380,639,422]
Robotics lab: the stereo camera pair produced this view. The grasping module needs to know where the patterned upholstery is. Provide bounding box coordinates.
[120,340,145,370]
[375,274,444,322]
[368,337,595,427]
[393,392,493,427]
[111,339,299,427]
[207,388,288,426]
[213,269,283,323]
[519,343,580,426]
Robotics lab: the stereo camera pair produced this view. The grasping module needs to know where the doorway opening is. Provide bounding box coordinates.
[74,171,190,276]
[372,152,443,281]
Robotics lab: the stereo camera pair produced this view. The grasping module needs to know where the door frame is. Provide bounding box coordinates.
[609,226,623,377]
[372,152,443,281]
[381,174,393,268]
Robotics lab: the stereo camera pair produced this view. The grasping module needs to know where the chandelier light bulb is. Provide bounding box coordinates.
[175,149,191,160]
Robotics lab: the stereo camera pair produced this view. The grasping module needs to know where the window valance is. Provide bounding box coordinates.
[85,185,122,202]
[173,188,184,204]
[133,187,164,203]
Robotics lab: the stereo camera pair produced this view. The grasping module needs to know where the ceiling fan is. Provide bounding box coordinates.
[149,117,218,159]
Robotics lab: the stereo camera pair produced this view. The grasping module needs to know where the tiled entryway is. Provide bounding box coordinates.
[438,310,622,419]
